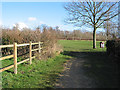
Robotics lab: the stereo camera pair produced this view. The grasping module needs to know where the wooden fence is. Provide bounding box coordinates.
[0,41,43,74]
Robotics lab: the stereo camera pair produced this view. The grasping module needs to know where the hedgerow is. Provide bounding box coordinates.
[1,26,62,60]
[106,39,120,59]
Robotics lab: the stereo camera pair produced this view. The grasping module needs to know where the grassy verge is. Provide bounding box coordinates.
[2,54,71,88]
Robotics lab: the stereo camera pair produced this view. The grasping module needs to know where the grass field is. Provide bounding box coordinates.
[1,40,118,88]
[58,40,106,52]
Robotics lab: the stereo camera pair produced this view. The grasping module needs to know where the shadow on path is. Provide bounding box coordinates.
[56,51,119,88]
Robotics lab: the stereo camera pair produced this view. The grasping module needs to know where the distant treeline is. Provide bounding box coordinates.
[1,25,114,45]
[1,25,117,59]
[56,30,107,41]
[55,28,109,41]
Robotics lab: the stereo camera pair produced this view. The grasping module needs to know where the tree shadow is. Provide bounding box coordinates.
[61,51,119,88]
[5,70,14,74]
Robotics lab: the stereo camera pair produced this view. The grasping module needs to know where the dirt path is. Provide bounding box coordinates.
[55,52,118,88]
[55,53,97,88]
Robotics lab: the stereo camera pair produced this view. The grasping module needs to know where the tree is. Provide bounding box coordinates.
[13,23,19,31]
[103,20,111,40]
[72,30,82,40]
[103,20,118,40]
[64,0,119,48]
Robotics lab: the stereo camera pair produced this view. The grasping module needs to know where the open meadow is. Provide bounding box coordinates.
[58,40,106,52]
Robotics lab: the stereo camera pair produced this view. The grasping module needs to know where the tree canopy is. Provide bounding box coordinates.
[64,0,119,48]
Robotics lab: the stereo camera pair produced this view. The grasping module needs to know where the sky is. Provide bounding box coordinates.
[2,2,82,31]
[1,1,119,32]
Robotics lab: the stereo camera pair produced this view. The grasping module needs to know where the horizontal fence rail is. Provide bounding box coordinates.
[0,55,13,61]
[0,41,43,74]
[17,43,29,47]
[0,44,14,48]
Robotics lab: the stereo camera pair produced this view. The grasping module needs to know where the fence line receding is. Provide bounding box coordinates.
[0,41,43,74]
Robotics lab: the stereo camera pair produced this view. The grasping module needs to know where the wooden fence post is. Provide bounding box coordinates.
[14,42,17,74]
[39,41,41,53]
[29,41,32,65]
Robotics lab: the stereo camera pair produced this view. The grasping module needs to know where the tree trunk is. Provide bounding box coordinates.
[93,26,96,49]
[93,2,96,49]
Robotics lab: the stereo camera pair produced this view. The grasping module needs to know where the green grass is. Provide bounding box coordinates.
[1,54,71,88]
[58,40,106,52]
[1,40,118,88]
[58,40,118,88]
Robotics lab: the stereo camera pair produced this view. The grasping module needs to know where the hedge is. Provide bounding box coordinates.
[106,39,120,59]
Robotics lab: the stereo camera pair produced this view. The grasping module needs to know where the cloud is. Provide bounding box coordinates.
[39,21,45,25]
[13,22,28,30]
[28,17,37,21]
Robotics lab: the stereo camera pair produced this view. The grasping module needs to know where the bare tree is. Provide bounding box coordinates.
[104,21,119,39]
[73,30,82,39]
[64,0,119,48]
[103,20,112,40]
[13,23,19,31]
